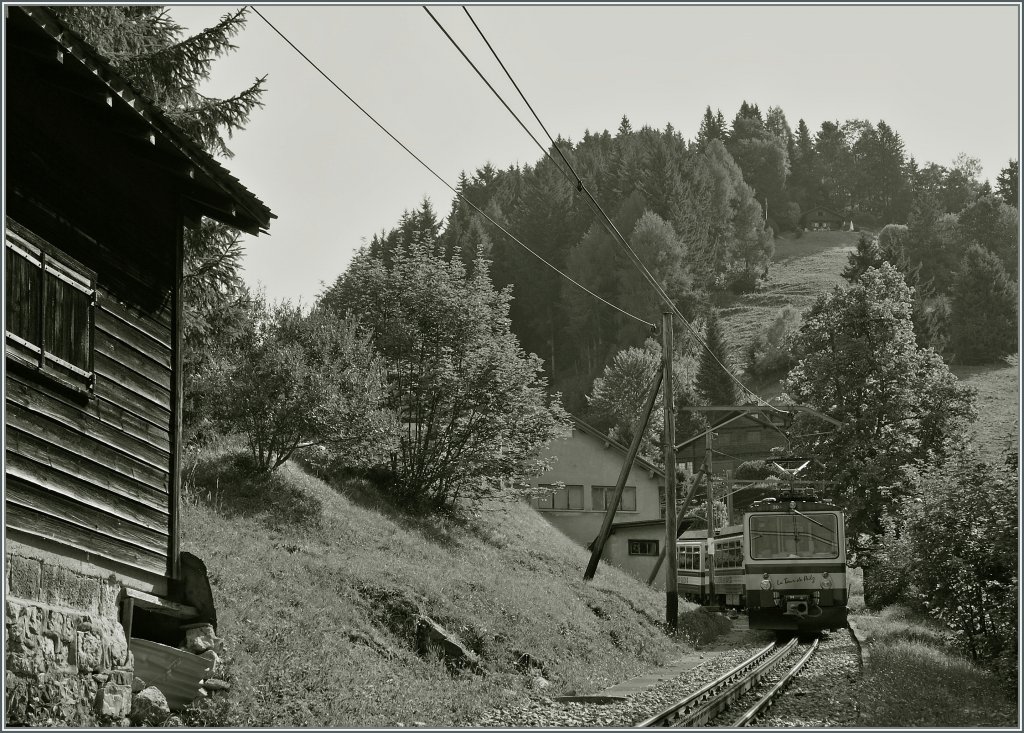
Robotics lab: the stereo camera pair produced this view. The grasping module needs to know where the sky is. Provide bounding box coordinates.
[170,3,1021,304]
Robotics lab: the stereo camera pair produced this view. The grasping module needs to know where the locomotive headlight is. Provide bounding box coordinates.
[821,571,833,589]
[760,573,772,590]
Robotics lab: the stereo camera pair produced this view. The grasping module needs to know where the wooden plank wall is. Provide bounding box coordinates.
[5,272,173,588]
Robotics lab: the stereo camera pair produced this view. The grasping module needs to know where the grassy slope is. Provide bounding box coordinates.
[851,608,1016,726]
[179,451,723,727]
[720,229,1019,448]
[716,230,859,399]
[952,356,1019,462]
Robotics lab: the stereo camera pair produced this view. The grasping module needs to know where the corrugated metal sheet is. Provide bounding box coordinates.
[131,638,213,711]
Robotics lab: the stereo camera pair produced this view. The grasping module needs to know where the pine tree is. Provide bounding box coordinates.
[53,6,268,445]
[697,106,725,147]
[995,159,1018,208]
[841,234,883,283]
[695,310,740,406]
[949,244,1018,363]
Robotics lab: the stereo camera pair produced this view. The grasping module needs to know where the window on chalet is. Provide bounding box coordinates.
[628,539,659,556]
[536,484,583,511]
[5,228,95,393]
[593,485,636,512]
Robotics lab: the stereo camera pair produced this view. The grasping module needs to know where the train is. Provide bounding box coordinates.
[677,488,848,632]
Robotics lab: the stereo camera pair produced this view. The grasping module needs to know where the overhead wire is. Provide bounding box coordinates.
[248,6,655,329]
[448,5,780,411]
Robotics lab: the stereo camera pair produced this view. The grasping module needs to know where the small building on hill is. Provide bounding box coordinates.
[525,417,684,588]
[802,205,846,231]
[5,6,273,725]
[675,405,841,519]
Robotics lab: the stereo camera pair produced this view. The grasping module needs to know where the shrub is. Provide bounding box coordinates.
[745,306,801,380]
[883,449,1018,671]
[209,294,397,473]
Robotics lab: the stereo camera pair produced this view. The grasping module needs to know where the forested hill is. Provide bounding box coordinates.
[338,103,1019,414]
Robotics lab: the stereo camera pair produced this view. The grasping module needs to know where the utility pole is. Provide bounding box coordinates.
[662,312,678,631]
[583,367,663,581]
[705,431,715,606]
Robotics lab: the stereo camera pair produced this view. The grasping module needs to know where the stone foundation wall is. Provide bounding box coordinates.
[5,552,134,726]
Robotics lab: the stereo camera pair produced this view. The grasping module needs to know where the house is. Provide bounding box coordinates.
[5,6,273,724]
[526,416,683,588]
[675,405,841,519]
[802,205,845,231]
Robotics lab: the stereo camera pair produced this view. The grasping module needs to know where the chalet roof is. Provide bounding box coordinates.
[609,517,698,533]
[674,403,841,451]
[8,6,275,235]
[570,415,665,479]
[803,205,844,219]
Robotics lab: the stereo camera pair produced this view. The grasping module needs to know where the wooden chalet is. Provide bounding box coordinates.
[5,0,272,674]
[802,205,846,231]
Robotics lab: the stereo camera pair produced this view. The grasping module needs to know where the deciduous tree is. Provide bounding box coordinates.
[783,264,976,549]
[320,245,571,511]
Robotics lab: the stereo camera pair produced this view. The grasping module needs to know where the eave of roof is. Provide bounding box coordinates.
[13,6,275,235]
[570,415,665,479]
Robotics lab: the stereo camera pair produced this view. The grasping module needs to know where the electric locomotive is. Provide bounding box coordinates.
[744,490,847,631]
[676,488,848,632]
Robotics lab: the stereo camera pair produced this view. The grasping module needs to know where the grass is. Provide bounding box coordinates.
[716,229,861,395]
[852,607,1017,726]
[177,446,719,727]
[952,354,1019,463]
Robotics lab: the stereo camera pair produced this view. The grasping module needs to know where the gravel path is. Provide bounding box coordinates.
[747,629,862,727]
[472,622,778,728]
[471,622,864,728]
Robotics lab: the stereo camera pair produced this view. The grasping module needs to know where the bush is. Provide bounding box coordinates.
[209,294,397,472]
[745,306,801,380]
[724,269,760,294]
[880,450,1018,671]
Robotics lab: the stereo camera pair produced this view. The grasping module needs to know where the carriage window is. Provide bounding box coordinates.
[716,540,743,569]
[6,228,94,393]
[748,513,838,559]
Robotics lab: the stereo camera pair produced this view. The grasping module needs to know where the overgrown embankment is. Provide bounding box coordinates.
[178,449,724,727]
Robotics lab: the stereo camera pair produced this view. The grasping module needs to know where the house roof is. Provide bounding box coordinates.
[803,205,844,219]
[674,404,841,452]
[570,415,665,479]
[8,6,275,235]
[609,517,698,533]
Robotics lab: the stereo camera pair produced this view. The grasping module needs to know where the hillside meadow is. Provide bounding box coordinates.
[178,447,725,727]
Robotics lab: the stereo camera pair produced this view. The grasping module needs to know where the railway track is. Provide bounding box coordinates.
[637,636,820,728]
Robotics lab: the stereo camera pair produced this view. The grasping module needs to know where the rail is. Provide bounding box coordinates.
[636,638,798,728]
[732,637,819,726]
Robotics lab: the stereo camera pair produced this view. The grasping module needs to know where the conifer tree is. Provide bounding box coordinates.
[52,6,268,443]
[949,245,1018,363]
[695,310,740,406]
[995,159,1018,207]
[841,234,884,283]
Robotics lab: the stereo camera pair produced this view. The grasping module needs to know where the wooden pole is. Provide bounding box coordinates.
[705,432,714,605]
[662,312,678,631]
[583,367,663,581]
[646,465,706,586]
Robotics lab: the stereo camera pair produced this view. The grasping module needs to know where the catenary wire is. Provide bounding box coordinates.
[249,6,655,329]
[449,5,781,411]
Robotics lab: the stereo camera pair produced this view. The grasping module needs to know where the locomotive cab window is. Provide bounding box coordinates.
[748,513,838,559]
[5,228,95,395]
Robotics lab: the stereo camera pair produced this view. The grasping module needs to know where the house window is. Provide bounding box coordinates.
[593,485,636,512]
[628,539,659,556]
[536,484,583,511]
[5,228,94,392]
